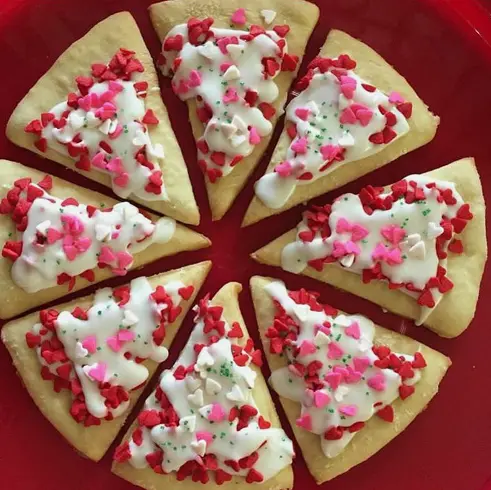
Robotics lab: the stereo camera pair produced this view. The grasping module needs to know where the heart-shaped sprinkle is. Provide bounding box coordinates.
[399,384,415,400]
[356,109,373,126]
[196,430,213,444]
[114,173,129,188]
[345,321,361,339]
[231,8,246,24]
[106,336,122,352]
[339,404,357,416]
[367,372,386,392]
[188,69,202,87]
[294,107,310,121]
[81,335,97,353]
[291,137,308,154]
[314,390,331,408]
[327,341,344,360]
[249,126,261,145]
[208,402,226,422]
[84,362,107,383]
[295,413,312,431]
[381,224,406,245]
[376,405,394,422]
[260,9,276,24]
[99,245,115,264]
[274,160,293,177]
[117,329,136,342]
[339,107,357,124]
[298,340,317,357]
[325,371,342,390]
[353,356,371,373]
[388,91,405,104]
[187,388,204,407]
[47,227,63,244]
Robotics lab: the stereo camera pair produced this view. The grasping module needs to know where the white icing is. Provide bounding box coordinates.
[11,185,175,293]
[255,66,410,209]
[281,175,464,323]
[127,298,294,481]
[32,277,184,418]
[265,280,421,458]
[161,23,287,179]
[43,81,167,201]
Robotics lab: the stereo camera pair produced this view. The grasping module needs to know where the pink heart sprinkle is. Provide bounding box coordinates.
[298,340,317,357]
[106,336,122,352]
[340,83,356,99]
[340,75,356,85]
[333,365,349,378]
[220,62,232,73]
[96,102,117,120]
[100,90,116,104]
[92,152,107,169]
[315,324,331,336]
[63,241,78,261]
[344,366,362,384]
[381,224,406,245]
[90,92,101,109]
[46,228,64,244]
[353,356,371,373]
[314,391,331,408]
[356,109,374,127]
[61,214,84,235]
[295,413,312,431]
[106,157,124,174]
[274,161,293,177]
[339,404,358,416]
[344,240,361,255]
[389,91,405,104]
[114,173,130,188]
[339,107,357,124]
[367,372,386,392]
[386,247,403,265]
[346,321,361,339]
[109,124,123,140]
[291,137,308,154]
[336,217,352,234]
[332,240,347,258]
[116,251,133,269]
[231,7,246,25]
[78,96,91,112]
[249,126,261,145]
[174,79,190,95]
[188,69,202,87]
[372,242,388,261]
[82,335,97,354]
[327,341,344,360]
[118,330,136,342]
[75,236,92,253]
[209,403,226,422]
[320,144,342,161]
[295,107,310,121]
[303,388,315,407]
[325,371,342,390]
[196,431,213,444]
[223,88,239,104]
[217,37,238,55]
[88,362,107,383]
[350,103,369,113]
[99,245,116,264]
[109,81,124,93]
[351,223,369,242]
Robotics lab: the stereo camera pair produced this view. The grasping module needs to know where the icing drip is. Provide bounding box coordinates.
[280,174,472,324]
[264,280,426,458]
[160,18,297,183]
[115,294,294,484]
[1,176,175,293]
[255,55,412,209]
[25,49,167,202]
[26,277,190,424]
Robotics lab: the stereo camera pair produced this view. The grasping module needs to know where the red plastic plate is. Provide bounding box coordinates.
[0,1,490,489]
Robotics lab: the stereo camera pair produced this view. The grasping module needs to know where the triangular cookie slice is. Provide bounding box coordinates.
[112,282,294,488]
[6,12,199,225]
[253,158,486,337]
[251,276,451,483]
[150,0,319,220]
[0,160,210,319]
[244,29,440,226]
[1,261,211,461]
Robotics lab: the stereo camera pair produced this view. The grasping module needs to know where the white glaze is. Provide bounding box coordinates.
[265,280,421,458]
[255,68,410,209]
[11,184,175,293]
[32,277,184,418]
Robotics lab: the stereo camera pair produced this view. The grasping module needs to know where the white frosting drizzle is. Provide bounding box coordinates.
[42,80,167,201]
[126,298,294,482]
[161,22,288,180]
[32,277,184,419]
[265,280,422,458]
[255,61,410,209]
[10,184,175,293]
[281,174,466,324]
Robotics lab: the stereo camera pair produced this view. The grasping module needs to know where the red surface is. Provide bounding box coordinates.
[0,0,490,489]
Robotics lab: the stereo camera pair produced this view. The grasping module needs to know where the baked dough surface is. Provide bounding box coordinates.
[243,29,440,226]
[112,282,294,490]
[250,275,451,483]
[150,0,320,220]
[0,159,211,319]
[6,12,200,225]
[252,158,487,338]
[1,261,211,462]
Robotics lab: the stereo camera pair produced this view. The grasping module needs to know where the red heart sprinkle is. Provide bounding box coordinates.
[412,352,427,368]
[142,109,159,125]
[273,24,290,37]
[399,384,415,400]
[376,405,394,422]
[227,322,243,338]
[246,469,263,483]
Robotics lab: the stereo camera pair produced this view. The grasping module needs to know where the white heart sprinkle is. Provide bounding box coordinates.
[190,439,206,456]
[409,241,426,260]
[334,314,351,327]
[230,134,247,148]
[242,369,256,389]
[227,44,243,61]
[187,388,204,407]
[261,9,277,24]
[314,330,330,347]
[95,224,112,242]
[197,42,216,60]
[223,65,241,81]
[294,304,310,322]
[226,384,245,403]
[205,378,222,395]
[98,119,112,135]
[85,112,100,128]
[334,385,349,402]
[147,143,165,160]
[132,129,149,147]
[196,348,214,368]
[221,122,237,138]
[122,310,139,327]
[427,221,444,239]
[406,233,421,247]
[339,132,355,147]
[69,113,85,131]
[185,376,202,393]
[52,128,73,144]
[75,341,88,359]
[339,253,355,268]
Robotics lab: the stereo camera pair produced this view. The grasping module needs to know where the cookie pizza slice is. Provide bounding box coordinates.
[0,160,210,319]
[7,12,199,225]
[251,276,450,483]
[244,29,439,226]
[253,158,486,337]
[150,0,319,220]
[113,282,294,488]
[1,261,211,461]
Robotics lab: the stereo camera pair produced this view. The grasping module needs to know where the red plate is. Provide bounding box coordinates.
[0,0,490,489]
